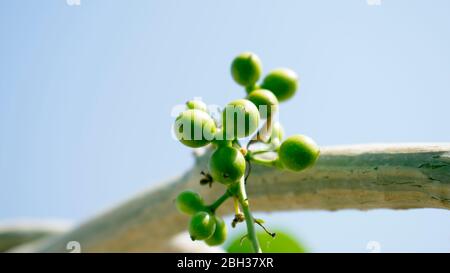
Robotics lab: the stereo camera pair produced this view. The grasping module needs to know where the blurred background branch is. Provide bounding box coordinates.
[4,143,450,252]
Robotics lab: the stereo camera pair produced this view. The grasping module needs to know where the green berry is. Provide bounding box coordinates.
[208,146,246,185]
[174,109,216,148]
[261,68,298,102]
[189,211,216,241]
[186,100,208,112]
[247,89,279,118]
[211,130,232,146]
[278,135,320,171]
[231,52,262,87]
[222,99,259,140]
[205,216,227,246]
[176,190,205,215]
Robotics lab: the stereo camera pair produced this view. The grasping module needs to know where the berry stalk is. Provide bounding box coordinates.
[236,176,262,253]
[207,190,231,212]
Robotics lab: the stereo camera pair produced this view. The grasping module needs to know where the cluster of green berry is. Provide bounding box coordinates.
[173,52,320,252]
[176,190,227,246]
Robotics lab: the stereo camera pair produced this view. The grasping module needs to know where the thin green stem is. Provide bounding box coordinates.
[236,176,262,253]
[257,113,273,143]
[245,84,259,94]
[249,149,273,156]
[248,155,283,169]
[212,139,232,148]
[207,190,231,212]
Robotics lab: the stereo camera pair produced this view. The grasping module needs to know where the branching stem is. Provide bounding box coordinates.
[207,190,231,212]
[236,176,262,253]
[248,155,282,169]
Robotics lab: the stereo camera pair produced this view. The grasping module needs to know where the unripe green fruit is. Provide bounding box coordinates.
[174,109,216,148]
[211,129,231,145]
[186,100,208,112]
[175,190,204,215]
[205,216,227,246]
[247,89,279,118]
[261,68,298,102]
[231,52,262,87]
[278,135,320,171]
[208,146,246,185]
[189,211,216,241]
[222,99,259,140]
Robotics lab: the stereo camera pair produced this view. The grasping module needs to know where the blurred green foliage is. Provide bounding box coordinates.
[225,230,308,253]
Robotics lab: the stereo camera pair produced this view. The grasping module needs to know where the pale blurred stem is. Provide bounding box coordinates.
[249,150,271,156]
[10,144,450,253]
[256,114,273,143]
[246,114,273,150]
[237,176,262,253]
[248,154,281,168]
[250,147,277,155]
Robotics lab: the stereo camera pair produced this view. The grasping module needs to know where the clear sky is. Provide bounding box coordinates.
[1,0,449,252]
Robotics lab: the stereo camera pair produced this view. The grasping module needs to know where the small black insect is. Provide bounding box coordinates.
[200,171,214,188]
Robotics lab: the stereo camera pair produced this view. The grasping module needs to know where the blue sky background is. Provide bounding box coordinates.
[1,0,449,252]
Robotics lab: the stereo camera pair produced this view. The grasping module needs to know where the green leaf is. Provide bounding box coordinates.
[225,230,308,253]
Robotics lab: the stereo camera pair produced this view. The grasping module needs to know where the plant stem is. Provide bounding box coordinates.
[248,155,283,169]
[256,114,273,143]
[207,190,231,212]
[249,149,273,156]
[236,176,262,253]
[233,197,241,215]
[245,84,259,93]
